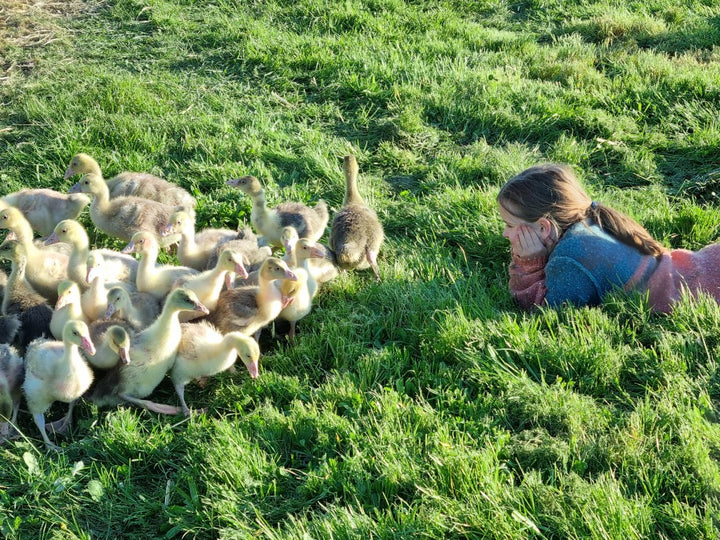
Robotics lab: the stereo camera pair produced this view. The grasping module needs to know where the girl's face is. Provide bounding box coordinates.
[498,203,556,256]
[499,204,539,247]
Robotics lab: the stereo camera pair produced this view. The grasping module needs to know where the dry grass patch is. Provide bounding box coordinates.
[0,0,95,81]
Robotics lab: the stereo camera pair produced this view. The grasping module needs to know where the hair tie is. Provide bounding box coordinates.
[590,201,598,210]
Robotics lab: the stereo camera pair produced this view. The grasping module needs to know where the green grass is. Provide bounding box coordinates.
[3,0,720,537]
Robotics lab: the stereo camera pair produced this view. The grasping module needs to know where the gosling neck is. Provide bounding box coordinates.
[83,275,107,318]
[3,256,26,314]
[257,271,282,312]
[194,266,227,308]
[63,293,85,321]
[251,190,270,221]
[61,343,82,374]
[178,226,199,258]
[10,219,34,247]
[138,244,160,272]
[344,173,364,206]
[144,299,182,341]
[68,240,91,288]
[89,175,111,212]
[283,246,297,268]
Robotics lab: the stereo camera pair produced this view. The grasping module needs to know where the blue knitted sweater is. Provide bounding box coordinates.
[544,222,658,307]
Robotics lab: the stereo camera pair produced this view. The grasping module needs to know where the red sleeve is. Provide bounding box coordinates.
[508,254,548,310]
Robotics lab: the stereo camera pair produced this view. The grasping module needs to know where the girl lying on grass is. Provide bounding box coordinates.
[498,163,720,312]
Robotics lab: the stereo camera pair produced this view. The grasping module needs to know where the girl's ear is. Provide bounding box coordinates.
[537,218,553,241]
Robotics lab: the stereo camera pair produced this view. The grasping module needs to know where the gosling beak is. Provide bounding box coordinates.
[284,269,298,281]
[55,294,69,310]
[161,223,174,237]
[81,337,96,356]
[224,272,236,290]
[226,178,239,187]
[245,359,259,379]
[68,182,82,194]
[194,301,210,315]
[105,303,116,318]
[121,241,135,254]
[64,166,74,180]
[119,346,131,365]
[310,244,329,259]
[45,232,59,245]
[234,262,248,280]
[281,295,295,309]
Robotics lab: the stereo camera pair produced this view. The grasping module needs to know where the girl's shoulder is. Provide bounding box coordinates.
[552,221,646,268]
[554,221,621,254]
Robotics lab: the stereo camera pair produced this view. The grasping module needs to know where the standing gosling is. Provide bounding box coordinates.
[23,320,96,450]
[328,155,384,280]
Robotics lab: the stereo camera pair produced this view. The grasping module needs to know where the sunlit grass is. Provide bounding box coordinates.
[2,0,720,537]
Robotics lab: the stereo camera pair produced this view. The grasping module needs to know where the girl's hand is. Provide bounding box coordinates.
[514,224,549,259]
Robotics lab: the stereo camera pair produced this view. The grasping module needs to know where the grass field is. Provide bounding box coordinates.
[2,0,720,537]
